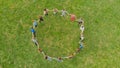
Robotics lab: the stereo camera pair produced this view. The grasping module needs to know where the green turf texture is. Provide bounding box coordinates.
[0,0,120,68]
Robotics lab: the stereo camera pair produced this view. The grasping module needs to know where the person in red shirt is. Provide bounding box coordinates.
[70,14,76,22]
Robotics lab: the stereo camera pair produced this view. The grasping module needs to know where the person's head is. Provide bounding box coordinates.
[58,57,62,60]
[44,8,46,11]
[38,48,42,52]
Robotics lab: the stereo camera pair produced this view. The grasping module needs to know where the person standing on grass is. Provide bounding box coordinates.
[43,8,49,16]
[53,8,58,15]
[61,9,68,16]
[33,20,37,28]
[32,37,39,46]
[39,16,44,23]
[76,18,84,26]
[80,25,84,33]
[30,27,36,37]
[79,43,83,49]
[70,14,76,22]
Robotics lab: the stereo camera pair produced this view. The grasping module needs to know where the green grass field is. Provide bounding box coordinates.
[0,0,120,68]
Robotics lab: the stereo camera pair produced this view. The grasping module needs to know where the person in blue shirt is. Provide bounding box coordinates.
[33,20,37,28]
[79,43,83,49]
[31,27,36,37]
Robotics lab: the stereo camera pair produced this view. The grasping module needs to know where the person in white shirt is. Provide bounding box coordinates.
[80,25,84,33]
[32,37,39,46]
[61,9,68,16]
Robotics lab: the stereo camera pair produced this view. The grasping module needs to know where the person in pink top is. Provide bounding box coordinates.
[70,14,76,22]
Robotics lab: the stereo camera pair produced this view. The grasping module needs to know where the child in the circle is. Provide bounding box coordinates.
[39,16,44,23]
[76,18,84,26]
[32,37,39,46]
[70,14,76,22]
[38,48,42,52]
[30,27,36,37]
[61,9,68,16]
[33,20,37,28]
[80,25,84,33]
[43,8,48,16]
[79,43,83,49]
[53,8,58,15]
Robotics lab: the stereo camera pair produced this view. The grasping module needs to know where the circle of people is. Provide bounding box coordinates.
[30,8,85,62]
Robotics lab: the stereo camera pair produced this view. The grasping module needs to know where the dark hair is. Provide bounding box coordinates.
[44,8,46,11]
[45,56,48,59]
[58,57,62,60]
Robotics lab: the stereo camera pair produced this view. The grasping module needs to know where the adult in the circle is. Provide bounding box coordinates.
[70,14,76,22]
[31,27,36,37]
[80,25,84,33]
[32,36,39,46]
[61,9,68,16]
[53,8,58,15]
[39,16,44,23]
[33,20,37,28]
[76,18,84,26]
[43,8,48,16]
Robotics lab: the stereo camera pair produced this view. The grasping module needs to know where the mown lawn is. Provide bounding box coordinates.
[0,0,120,68]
